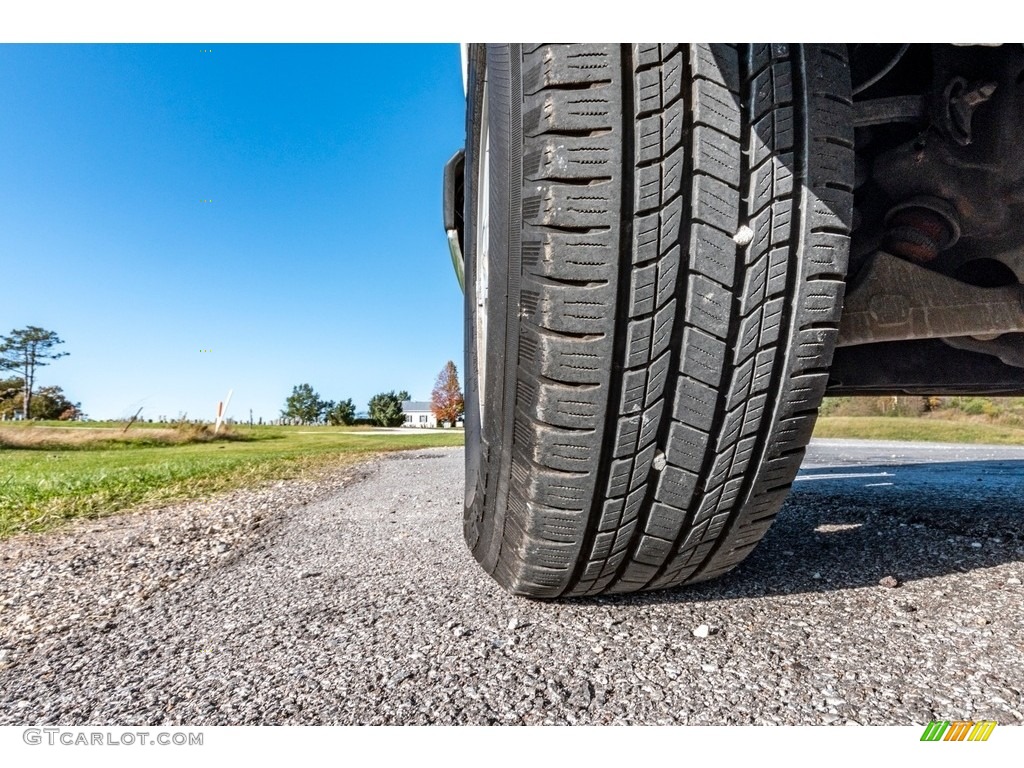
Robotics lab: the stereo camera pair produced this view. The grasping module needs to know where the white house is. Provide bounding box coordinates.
[402,400,437,428]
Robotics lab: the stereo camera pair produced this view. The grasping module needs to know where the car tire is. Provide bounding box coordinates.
[463,44,853,598]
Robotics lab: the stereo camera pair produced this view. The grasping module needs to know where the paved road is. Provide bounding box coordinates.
[1,441,1022,725]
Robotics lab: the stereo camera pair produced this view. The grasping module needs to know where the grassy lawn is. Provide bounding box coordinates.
[0,423,463,538]
[813,416,1024,445]
[8,410,1021,539]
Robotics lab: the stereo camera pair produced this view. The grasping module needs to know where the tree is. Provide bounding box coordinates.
[0,376,24,420]
[431,360,464,427]
[0,326,69,420]
[368,391,405,427]
[0,378,81,421]
[397,390,411,402]
[30,385,82,420]
[281,383,325,424]
[325,398,356,426]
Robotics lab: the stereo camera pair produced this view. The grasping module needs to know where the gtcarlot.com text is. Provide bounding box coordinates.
[23,728,203,746]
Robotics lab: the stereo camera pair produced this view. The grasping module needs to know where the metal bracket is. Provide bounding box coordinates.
[837,251,1024,347]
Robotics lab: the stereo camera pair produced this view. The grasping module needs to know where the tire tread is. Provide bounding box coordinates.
[470,43,852,597]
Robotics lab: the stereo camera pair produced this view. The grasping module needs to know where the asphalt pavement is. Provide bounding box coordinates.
[1,440,1021,725]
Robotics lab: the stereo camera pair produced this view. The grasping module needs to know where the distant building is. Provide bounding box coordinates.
[401,401,436,428]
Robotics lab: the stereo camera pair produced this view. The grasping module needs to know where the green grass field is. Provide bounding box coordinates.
[5,410,1022,540]
[813,416,1024,445]
[0,423,463,538]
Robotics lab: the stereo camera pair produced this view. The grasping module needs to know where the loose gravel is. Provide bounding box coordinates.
[1,444,1022,725]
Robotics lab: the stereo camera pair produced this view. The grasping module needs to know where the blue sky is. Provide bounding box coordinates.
[0,44,466,421]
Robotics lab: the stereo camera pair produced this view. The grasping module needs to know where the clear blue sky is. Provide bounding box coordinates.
[0,43,465,421]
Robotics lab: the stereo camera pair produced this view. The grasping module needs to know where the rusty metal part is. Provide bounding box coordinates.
[839,45,1024,390]
[882,196,961,263]
[837,250,1024,348]
[873,47,1024,244]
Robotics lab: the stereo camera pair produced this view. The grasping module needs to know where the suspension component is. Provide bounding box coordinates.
[940,77,998,146]
[838,250,1024,348]
[882,196,961,264]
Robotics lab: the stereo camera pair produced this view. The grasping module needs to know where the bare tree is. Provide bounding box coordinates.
[0,326,69,420]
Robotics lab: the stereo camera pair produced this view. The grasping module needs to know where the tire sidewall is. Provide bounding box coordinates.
[464,45,517,569]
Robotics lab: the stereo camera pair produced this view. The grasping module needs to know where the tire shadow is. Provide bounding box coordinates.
[584,458,1024,605]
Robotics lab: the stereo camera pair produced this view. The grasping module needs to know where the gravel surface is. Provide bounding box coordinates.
[1,442,1022,725]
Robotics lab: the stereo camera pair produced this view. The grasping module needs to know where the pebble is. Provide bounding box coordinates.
[733,225,754,246]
